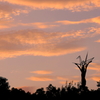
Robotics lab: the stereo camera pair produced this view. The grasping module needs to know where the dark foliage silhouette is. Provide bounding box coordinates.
[10,87,31,100]
[0,76,100,100]
[74,53,94,90]
[0,76,10,99]
[0,76,10,90]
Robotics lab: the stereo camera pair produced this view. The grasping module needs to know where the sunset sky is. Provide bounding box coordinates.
[0,0,100,93]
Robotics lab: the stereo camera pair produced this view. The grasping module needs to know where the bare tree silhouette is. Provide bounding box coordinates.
[74,53,94,90]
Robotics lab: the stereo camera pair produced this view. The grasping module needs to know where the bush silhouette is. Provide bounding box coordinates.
[0,76,10,91]
[0,76,100,100]
[1,70,100,100]
[0,76,10,99]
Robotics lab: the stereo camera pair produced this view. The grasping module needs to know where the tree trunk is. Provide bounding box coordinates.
[81,71,86,89]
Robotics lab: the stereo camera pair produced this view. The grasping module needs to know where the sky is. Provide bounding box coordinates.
[0,0,100,93]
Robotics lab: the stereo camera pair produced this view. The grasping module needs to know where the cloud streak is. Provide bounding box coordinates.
[91,77,100,81]
[1,0,100,11]
[95,40,100,42]
[0,26,99,59]
[27,76,53,81]
[1,16,100,30]
[20,22,58,29]
[31,70,53,74]
[0,2,29,19]
[0,29,88,59]
[56,16,100,25]
[57,77,68,81]
[27,75,79,83]
[57,76,79,84]
[88,63,100,71]
[0,19,13,29]
[0,26,100,59]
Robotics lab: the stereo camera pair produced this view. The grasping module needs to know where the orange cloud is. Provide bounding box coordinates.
[0,29,87,59]
[91,77,100,81]
[95,40,100,42]
[20,22,58,29]
[88,27,100,37]
[91,16,100,24]
[57,77,68,81]
[0,19,15,29]
[0,21,58,29]
[59,81,66,85]
[27,76,53,81]
[31,70,53,74]
[2,0,100,11]
[56,16,100,25]
[0,26,98,59]
[88,63,100,71]
[19,16,100,29]
[0,2,29,19]
[1,16,100,30]
[57,76,80,85]
[59,80,79,85]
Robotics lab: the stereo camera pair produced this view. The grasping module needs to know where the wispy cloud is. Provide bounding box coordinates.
[31,70,53,74]
[1,16,100,30]
[2,0,100,11]
[88,63,100,71]
[27,75,79,83]
[0,2,29,19]
[27,76,54,81]
[0,29,88,59]
[57,77,68,85]
[95,40,100,42]
[91,77,100,81]
[0,26,99,59]
[20,22,58,29]
[57,77,68,81]
[0,19,13,29]
[19,16,100,29]
[0,21,58,30]
[57,76,80,84]
[56,16,100,25]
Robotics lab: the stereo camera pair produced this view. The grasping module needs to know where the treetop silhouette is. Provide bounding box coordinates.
[0,76,10,91]
[74,53,94,90]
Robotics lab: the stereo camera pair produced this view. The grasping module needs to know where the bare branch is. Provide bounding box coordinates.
[86,57,94,65]
[85,52,88,63]
[74,63,81,71]
[77,56,82,64]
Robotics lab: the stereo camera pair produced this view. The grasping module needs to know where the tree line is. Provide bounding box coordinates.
[0,76,100,100]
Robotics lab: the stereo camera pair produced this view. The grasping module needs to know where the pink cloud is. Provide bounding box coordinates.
[91,77,100,81]
[57,76,80,85]
[20,22,58,29]
[31,70,53,74]
[1,16,100,30]
[56,16,100,25]
[2,0,100,11]
[95,40,100,42]
[0,2,29,19]
[0,19,15,29]
[0,26,99,59]
[0,29,87,59]
[57,77,68,81]
[88,63,100,71]
[27,76,54,81]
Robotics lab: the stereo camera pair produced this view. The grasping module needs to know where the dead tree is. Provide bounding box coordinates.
[74,53,94,90]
